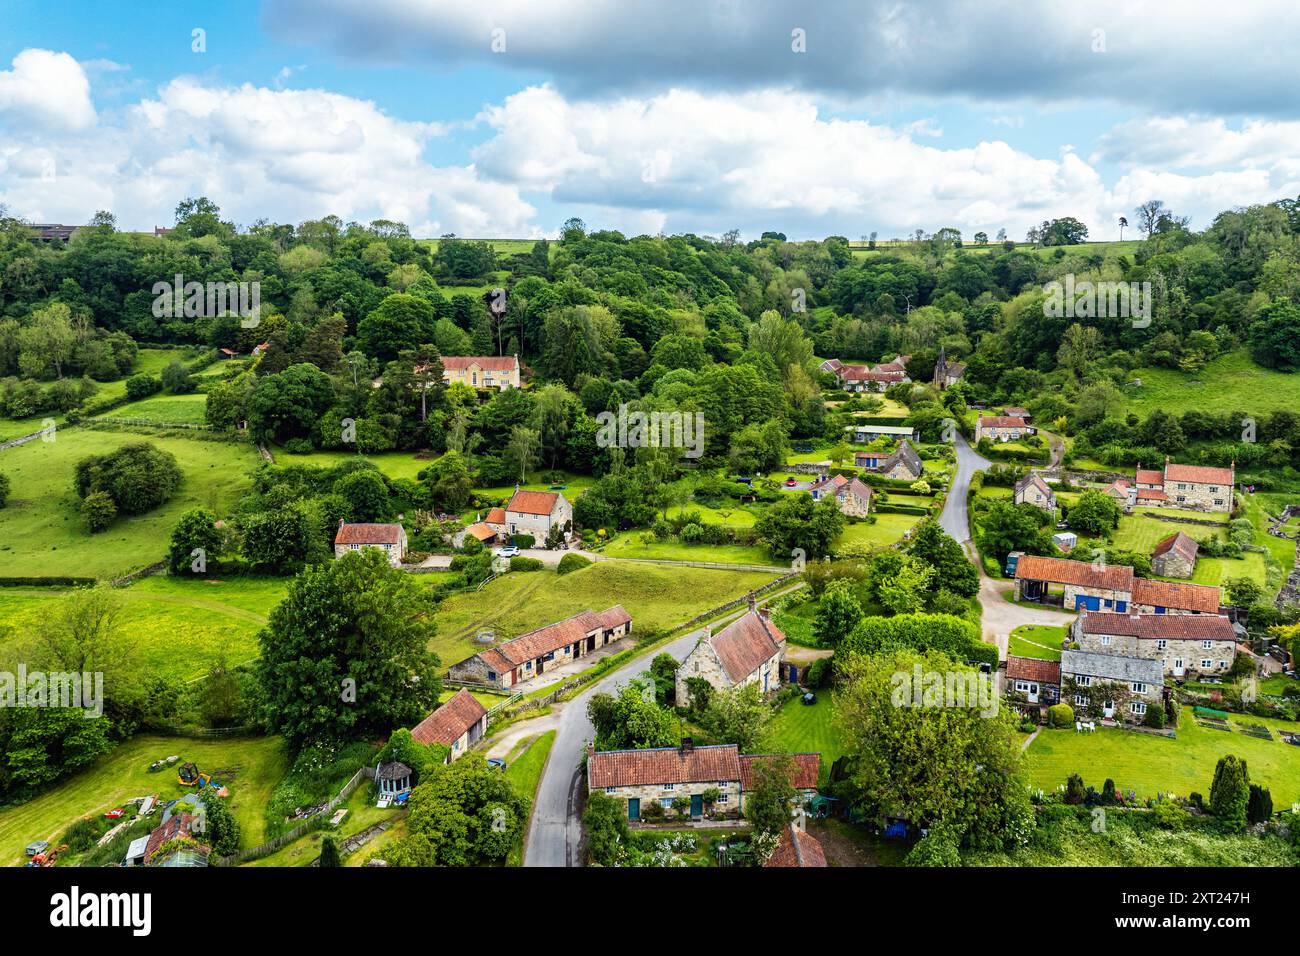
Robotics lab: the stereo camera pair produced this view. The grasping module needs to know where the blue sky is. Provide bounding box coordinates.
[1,0,1297,240]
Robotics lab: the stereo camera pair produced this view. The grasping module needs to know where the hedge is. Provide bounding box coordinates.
[557,553,593,575]
[0,576,98,587]
[841,613,981,663]
[1048,703,1074,728]
[509,556,543,572]
[872,504,931,516]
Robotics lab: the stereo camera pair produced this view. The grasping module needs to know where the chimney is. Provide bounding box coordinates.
[758,605,771,621]
[680,737,694,754]
[338,518,346,528]
[747,594,757,613]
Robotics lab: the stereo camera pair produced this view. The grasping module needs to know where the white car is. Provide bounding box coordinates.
[496,545,520,558]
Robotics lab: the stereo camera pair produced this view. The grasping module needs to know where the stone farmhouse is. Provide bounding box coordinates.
[676,606,786,706]
[1014,555,1221,614]
[1014,473,1057,514]
[1060,649,1164,723]
[1151,531,1199,579]
[460,506,509,546]
[587,741,820,821]
[503,489,572,543]
[1104,458,1235,514]
[1005,656,1061,706]
[808,474,873,517]
[449,605,632,689]
[439,355,522,390]
[411,688,489,761]
[333,521,407,567]
[975,415,1034,443]
[857,439,924,480]
[1072,612,1237,679]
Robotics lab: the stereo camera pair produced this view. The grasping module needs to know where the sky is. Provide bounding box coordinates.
[1,0,1298,241]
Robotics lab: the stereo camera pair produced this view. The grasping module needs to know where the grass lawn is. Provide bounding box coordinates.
[1261,674,1300,696]
[274,448,435,482]
[245,780,403,867]
[1125,350,1300,419]
[773,598,820,647]
[1023,714,1300,805]
[0,429,261,579]
[1008,624,1066,661]
[0,574,287,681]
[601,533,774,566]
[437,687,505,708]
[768,694,843,786]
[101,393,209,425]
[669,503,757,527]
[0,734,288,865]
[429,562,777,666]
[836,513,923,551]
[1111,512,1225,554]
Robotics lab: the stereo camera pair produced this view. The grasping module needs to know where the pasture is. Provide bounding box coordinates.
[101,393,209,425]
[1124,350,1300,419]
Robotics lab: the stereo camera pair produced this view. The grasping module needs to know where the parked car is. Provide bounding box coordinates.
[487,757,507,770]
[496,545,519,558]
[785,477,798,487]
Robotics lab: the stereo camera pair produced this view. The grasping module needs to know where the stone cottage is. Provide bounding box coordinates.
[1071,611,1236,679]
[503,489,572,544]
[675,605,785,707]
[411,688,489,761]
[1014,473,1057,514]
[1060,648,1164,723]
[333,521,407,567]
[1151,531,1199,579]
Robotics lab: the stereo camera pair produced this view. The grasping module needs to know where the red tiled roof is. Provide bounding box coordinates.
[485,507,507,525]
[1136,488,1169,501]
[1153,532,1199,562]
[739,753,821,791]
[1136,469,1164,485]
[1006,656,1062,684]
[1164,461,1234,486]
[809,474,848,493]
[596,605,631,628]
[465,522,496,541]
[841,368,905,382]
[479,647,513,674]
[441,355,519,372]
[588,744,742,788]
[411,689,488,746]
[492,606,627,666]
[334,522,404,545]
[1014,555,1134,592]
[1103,479,1131,496]
[707,610,785,683]
[765,824,828,868]
[144,812,204,865]
[507,490,561,516]
[1079,612,1235,641]
[979,416,1029,429]
[1131,578,1221,613]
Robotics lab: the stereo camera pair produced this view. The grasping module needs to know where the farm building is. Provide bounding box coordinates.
[858,439,924,480]
[448,606,632,689]
[765,819,828,868]
[675,605,785,707]
[411,688,489,760]
[1151,531,1199,578]
[333,521,407,567]
[1060,649,1164,723]
[1005,656,1061,706]
[1132,458,1235,514]
[1129,578,1221,615]
[844,423,919,443]
[1014,555,1220,614]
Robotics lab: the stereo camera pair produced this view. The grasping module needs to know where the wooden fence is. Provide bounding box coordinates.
[212,765,374,866]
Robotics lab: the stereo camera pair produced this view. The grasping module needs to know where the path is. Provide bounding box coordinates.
[938,432,989,542]
[1020,726,1041,752]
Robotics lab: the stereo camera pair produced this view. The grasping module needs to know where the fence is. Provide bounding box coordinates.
[95,417,214,431]
[212,765,374,866]
[149,723,259,738]
[0,423,57,451]
[111,560,167,587]
[604,556,789,573]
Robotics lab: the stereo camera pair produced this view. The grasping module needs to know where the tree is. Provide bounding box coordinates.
[754,493,845,561]
[1066,490,1122,537]
[1247,298,1300,371]
[813,579,864,647]
[357,293,436,361]
[334,469,389,522]
[201,790,241,856]
[240,505,314,574]
[1135,199,1166,239]
[586,681,677,751]
[583,790,630,865]
[0,472,9,508]
[1209,754,1250,832]
[75,442,181,516]
[504,425,542,483]
[167,508,222,575]
[1247,783,1273,825]
[835,647,1031,850]
[744,755,797,836]
[702,683,770,753]
[903,822,961,866]
[1225,577,1265,608]
[246,363,336,445]
[424,451,473,512]
[160,358,193,393]
[649,653,678,705]
[1118,216,1128,241]
[255,549,443,751]
[81,491,117,533]
[318,835,341,867]
[906,519,979,598]
[978,500,1051,563]
[877,557,935,614]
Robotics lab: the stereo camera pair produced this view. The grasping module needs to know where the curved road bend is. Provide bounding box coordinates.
[939,432,990,543]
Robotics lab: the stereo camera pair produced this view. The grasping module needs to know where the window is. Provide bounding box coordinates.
[663,783,675,790]
[1131,682,1147,694]
[486,671,497,681]
[605,787,616,795]
[1130,701,1147,716]
[1201,659,1212,669]
[717,793,729,804]
[1077,675,1091,687]
[660,798,674,809]
[1015,681,1031,692]
[454,739,461,750]
[1156,639,1167,651]
[1073,694,1087,706]
[1214,499,1224,506]
[1220,660,1228,668]
[1202,640,1213,649]
[542,652,555,662]
[1101,635,1112,646]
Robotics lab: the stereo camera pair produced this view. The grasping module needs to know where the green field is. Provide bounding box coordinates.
[0,574,287,681]
[1008,624,1066,661]
[600,534,774,566]
[102,393,209,425]
[0,734,288,865]
[835,513,923,552]
[1125,350,1300,419]
[428,562,777,667]
[1023,714,1300,805]
[772,598,820,647]
[0,429,260,579]
[245,780,402,867]
[768,693,843,786]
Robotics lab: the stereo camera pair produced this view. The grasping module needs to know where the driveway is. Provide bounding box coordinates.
[939,432,989,542]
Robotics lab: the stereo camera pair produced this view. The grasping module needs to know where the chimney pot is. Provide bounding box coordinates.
[680,737,693,753]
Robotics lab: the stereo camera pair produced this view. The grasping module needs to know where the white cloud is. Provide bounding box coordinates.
[0,49,96,131]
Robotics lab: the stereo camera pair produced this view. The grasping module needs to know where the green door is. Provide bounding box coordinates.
[690,794,703,818]
[628,798,640,821]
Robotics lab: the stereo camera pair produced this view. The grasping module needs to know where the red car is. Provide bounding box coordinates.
[784,477,798,487]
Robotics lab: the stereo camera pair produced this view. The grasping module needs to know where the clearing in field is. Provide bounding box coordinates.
[1124,349,1300,419]
[0,429,260,579]
[101,393,209,426]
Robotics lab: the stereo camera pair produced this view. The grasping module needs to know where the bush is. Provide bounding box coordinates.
[805,658,831,689]
[283,437,316,454]
[1064,773,1086,805]
[903,823,960,866]
[0,472,9,508]
[74,441,182,515]
[557,553,592,575]
[1143,703,1167,728]
[509,556,543,572]
[640,800,666,822]
[1048,703,1074,728]
[125,374,161,400]
[81,491,117,532]
[512,534,536,549]
[1151,799,1192,830]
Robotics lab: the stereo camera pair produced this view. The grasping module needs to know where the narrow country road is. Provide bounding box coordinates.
[939,432,989,542]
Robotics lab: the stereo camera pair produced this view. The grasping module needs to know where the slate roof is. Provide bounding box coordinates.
[1014,555,1134,592]
[375,761,412,781]
[706,610,785,683]
[411,689,489,746]
[1078,612,1235,641]
[1006,656,1062,684]
[1015,473,1055,500]
[335,522,404,545]
[738,753,821,791]
[880,439,923,476]
[1131,578,1221,613]
[1153,531,1199,563]
[588,744,742,788]
[1060,649,1163,685]
[507,490,562,516]
[765,824,828,868]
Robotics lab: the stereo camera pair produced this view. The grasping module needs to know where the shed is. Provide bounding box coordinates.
[375,761,413,795]
[1051,531,1077,552]
[124,835,150,866]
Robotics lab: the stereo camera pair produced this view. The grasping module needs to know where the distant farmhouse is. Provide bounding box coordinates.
[1014,473,1056,514]
[975,415,1034,443]
[1013,555,1221,614]
[28,223,78,243]
[1103,458,1234,514]
[1072,611,1237,678]
[449,606,631,689]
[808,474,873,517]
[501,489,572,543]
[438,355,521,390]
[676,605,785,706]
[844,423,919,444]
[334,521,407,567]
[856,439,924,480]
[827,355,911,392]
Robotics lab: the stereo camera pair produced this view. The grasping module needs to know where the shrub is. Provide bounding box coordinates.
[125,373,161,400]
[283,437,315,454]
[319,835,341,867]
[0,472,9,508]
[1101,779,1117,805]
[512,534,535,549]
[640,800,666,822]
[805,658,831,689]
[1143,703,1167,729]
[1048,703,1074,728]
[557,553,592,575]
[903,823,960,866]
[1151,799,1191,830]
[1064,773,1086,805]
[509,556,543,572]
[583,791,630,865]
[1247,784,1273,824]
[81,491,117,532]
[1209,755,1250,832]
[74,441,182,515]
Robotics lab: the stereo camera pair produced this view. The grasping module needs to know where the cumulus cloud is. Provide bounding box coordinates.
[263,0,1300,116]
[0,49,96,131]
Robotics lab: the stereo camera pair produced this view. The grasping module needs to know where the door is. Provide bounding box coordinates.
[628,798,640,822]
[1075,595,1101,611]
[536,658,544,675]
[587,635,596,652]
[1103,700,1114,719]
[1154,605,1166,614]
[1027,683,1039,704]
[1173,658,1185,677]
[690,794,703,818]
